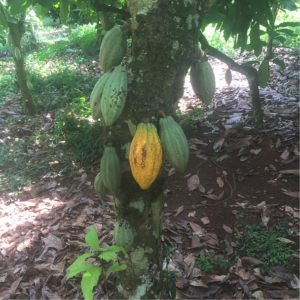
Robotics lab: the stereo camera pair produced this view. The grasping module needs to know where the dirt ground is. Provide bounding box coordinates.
[0,48,299,299]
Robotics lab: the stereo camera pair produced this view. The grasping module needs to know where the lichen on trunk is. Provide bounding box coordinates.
[102,0,212,298]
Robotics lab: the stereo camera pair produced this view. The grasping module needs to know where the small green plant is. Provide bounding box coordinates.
[163,247,179,299]
[67,226,127,300]
[235,222,296,272]
[196,256,215,274]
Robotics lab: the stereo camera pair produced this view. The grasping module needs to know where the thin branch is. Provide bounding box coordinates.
[92,0,131,17]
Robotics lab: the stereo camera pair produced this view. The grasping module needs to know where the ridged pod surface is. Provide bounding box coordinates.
[101,147,122,195]
[159,116,189,173]
[101,65,127,126]
[129,123,162,190]
[114,218,134,250]
[225,69,232,85]
[90,72,111,121]
[99,26,127,72]
[94,172,109,197]
[190,60,215,105]
[14,47,22,60]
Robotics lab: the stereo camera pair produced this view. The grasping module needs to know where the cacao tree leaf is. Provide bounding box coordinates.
[35,4,49,18]
[81,266,102,300]
[7,0,30,15]
[68,253,95,276]
[0,10,8,27]
[280,0,298,11]
[85,226,99,252]
[274,36,286,44]
[276,21,300,28]
[60,0,70,24]
[99,250,117,262]
[276,28,295,35]
[250,23,263,56]
[105,263,126,278]
[67,263,96,280]
[272,58,285,71]
[101,245,128,257]
[258,59,269,88]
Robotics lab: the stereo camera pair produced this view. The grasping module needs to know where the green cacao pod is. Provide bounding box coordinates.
[27,80,33,90]
[100,12,115,31]
[94,172,109,197]
[7,34,12,47]
[114,218,134,250]
[90,72,111,121]
[99,25,127,73]
[101,146,122,195]
[159,116,189,173]
[190,60,215,105]
[225,69,232,85]
[14,47,22,60]
[101,65,127,126]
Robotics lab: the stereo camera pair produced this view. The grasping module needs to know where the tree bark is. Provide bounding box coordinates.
[8,16,36,115]
[199,31,263,125]
[105,1,213,299]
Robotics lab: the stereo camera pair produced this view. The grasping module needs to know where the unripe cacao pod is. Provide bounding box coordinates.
[94,172,109,197]
[27,80,33,90]
[129,123,162,190]
[190,60,215,105]
[100,12,115,31]
[99,26,127,72]
[114,218,134,250]
[159,116,189,173]
[101,147,122,195]
[90,72,111,121]
[7,34,12,47]
[225,69,232,85]
[101,65,127,126]
[14,47,22,60]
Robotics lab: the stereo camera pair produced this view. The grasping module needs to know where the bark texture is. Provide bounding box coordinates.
[9,17,36,115]
[199,31,263,125]
[104,1,212,299]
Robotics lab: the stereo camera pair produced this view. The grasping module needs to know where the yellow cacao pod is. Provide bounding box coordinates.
[129,123,162,190]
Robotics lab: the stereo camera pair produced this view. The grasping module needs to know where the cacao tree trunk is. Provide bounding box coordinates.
[106,1,212,298]
[8,15,36,115]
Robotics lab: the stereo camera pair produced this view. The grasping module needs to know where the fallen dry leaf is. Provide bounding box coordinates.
[280,149,290,160]
[216,177,224,188]
[279,169,299,176]
[201,217,210,225]
[188,211,196,218]
[174,205,184,217]
[223,224,233,234]
[276,237,295,244]
[187,175,200,191]
[282,190,299,198]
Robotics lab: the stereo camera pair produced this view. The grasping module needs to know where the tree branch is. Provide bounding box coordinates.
[92,1,131,17]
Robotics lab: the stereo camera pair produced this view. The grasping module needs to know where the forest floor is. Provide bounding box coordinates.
[0,43,299,299]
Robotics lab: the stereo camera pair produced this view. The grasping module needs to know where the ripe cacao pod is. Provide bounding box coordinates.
[14,47,22,60]
[114,218,134,250]
[101,65,127,126]
[129,123,162,190]
[7,34,12,47]
[27,80,33,90]
[94,172,109,197]
[101,146,122,195]
[99,25,127,72]
[225,69,232,85]
[100,12,115,31]
[190,60,215,105]
[159,116,189,173]
[90,72,111,121]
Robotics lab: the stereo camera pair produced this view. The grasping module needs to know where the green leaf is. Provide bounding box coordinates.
[101,245,128,258]
[60,0,70,24]
[275,29,295,35]
[250,23,263,57]
[67,263,96,280]
[35,4,49,19]
[85,226,99,252]
[0,4,18,24]
[99,251,117,262]
[105,263,127,278]
[0,10,8,28]
[272,58,285,71]
[274,36,286,44]
[276,21,300,28]
[258,60,269,88]
[81,266,102,300]
[168,277,177,299]
[69,253,95,273]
